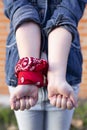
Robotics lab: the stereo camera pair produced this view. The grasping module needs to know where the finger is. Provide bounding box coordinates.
[70,91,77,107]
[20,97,26,111]
[47,85,57,99]
[49,95,57,106]
[10,94,17,110]
[11,103,16,110]
[28,97,37,107]
[25,97,31,109]
[67,99,74,110]
[56,95,62,108]
[61,96,67,109]
[15,99,20,110]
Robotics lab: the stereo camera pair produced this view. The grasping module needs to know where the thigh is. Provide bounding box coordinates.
[45,108,74,130]
[14,110,44,130]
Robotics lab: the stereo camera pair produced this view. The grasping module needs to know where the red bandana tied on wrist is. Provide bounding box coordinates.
[15,57,48,87]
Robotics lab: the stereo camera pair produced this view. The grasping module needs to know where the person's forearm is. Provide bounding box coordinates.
[16,22,41,58]
[48,27,72,80]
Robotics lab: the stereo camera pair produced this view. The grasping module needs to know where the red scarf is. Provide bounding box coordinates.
[15,57,48,88]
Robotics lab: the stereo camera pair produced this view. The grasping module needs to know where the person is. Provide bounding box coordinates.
[3,0,86,130]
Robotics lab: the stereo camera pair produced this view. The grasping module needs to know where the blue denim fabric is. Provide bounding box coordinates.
[3,0,86,86]
[80,0,87,3]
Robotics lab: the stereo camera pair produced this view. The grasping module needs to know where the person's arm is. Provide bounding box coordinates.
[12,21,41,110]
[16,22,41,58]
[48,27,71,82]
[3,0,41,58]
[48,27,74,109]
[46,0,86,109]
[3,0,41,110]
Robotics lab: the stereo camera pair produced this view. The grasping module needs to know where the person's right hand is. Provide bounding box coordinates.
[10,85,38,111]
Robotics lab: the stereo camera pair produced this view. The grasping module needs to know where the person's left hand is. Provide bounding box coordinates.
[47,71,77,110]
[49,94,75,110]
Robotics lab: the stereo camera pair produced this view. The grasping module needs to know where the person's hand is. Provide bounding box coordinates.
[47,71,77,110]
[10,85,38,111]
[49,94,75,110]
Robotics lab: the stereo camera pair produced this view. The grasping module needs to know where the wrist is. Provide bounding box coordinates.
[47,71,66,86]
[48,67,66,81]
[15,57,48,87]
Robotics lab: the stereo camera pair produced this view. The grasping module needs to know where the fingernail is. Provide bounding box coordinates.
[11,105,14,110]
[11,107,13,110]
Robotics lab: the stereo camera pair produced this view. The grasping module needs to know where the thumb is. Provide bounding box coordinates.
[10,94,17,110]
[70,91,77,107]
[29,97,37,107]
[49,95,57,106]
[48,86,57,99]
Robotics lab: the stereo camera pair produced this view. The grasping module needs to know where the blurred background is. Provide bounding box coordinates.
[0,2,87,130]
